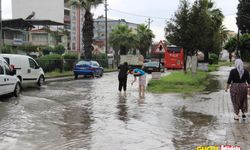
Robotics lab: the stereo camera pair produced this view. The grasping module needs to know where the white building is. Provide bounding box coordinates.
[2,0,64,23]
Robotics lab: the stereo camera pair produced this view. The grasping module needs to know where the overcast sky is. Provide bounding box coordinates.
[2,0,239,42]
[93,0,239,42]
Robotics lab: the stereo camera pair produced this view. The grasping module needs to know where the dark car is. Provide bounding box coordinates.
[73,60,103,79]
[143,61,165,73]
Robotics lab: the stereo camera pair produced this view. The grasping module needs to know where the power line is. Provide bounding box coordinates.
[109,8,169,20]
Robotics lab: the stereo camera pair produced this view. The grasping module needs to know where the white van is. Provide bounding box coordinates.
[0,54,45,86]
[0,56,21,97]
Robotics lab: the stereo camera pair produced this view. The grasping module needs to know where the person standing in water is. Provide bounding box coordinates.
[118,62,129,95]
[225,59,250,120]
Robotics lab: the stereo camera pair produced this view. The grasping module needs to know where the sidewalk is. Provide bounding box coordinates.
[184,66,250,149]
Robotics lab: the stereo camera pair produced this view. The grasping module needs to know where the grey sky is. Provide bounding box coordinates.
[93,0,239,42]
[1,0,239,42]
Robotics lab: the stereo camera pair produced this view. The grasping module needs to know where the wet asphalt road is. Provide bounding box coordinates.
[0,71,233,150]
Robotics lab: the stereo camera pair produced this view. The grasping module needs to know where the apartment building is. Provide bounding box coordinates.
[93,16,139,53]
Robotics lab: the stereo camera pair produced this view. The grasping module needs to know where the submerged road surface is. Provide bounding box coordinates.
[0,69,248,150]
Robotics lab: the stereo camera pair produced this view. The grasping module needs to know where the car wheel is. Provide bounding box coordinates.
[37,75,45,86]
[100,70,103,77]
[74,74,78,79]
[92,72,96,78]
[13,82,21,97]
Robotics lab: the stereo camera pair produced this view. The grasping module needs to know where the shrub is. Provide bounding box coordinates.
[209,53,219,64]
[2,45,15,53]
[93,53,108,68]
[41,46,54,55]
[53,45,65,55]
[62,52,78,71]
[17,44,39,53]
[36,54,63,72]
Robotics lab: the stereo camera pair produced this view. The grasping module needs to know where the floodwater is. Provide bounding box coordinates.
[0,69,231,150]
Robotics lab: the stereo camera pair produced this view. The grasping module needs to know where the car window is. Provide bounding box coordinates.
[76,61,91,65]
[3,57,10,64]
[29,58,38,69]
[92,61,99,67]
[0,64,4,75]
[3,62,11,75]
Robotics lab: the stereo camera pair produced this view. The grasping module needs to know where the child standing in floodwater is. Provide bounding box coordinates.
[130,68,146,98]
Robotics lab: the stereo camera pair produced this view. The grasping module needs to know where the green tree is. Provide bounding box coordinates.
[224,33,250,61]
[165,0,192,51]
[219,25,229,47]
[71,0,103,60]
[237,0,250,34]
[109,24,136,65]
[189,0,224,61]
[136,24,155,58]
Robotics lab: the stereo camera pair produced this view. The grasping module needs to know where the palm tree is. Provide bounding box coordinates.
[190,0,224,61]
[136,24,155,58]
[109,24,136,66]
[71,0,103,60]
[219,25,229,48]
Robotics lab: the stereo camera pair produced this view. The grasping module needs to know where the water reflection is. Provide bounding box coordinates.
[173,107,216,149]
[117,94,129,122]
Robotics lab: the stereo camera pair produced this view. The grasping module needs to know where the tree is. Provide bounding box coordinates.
[219,25,229,47]
[189,0,224,61]
[165,0,192,52]
[109,24,136,65]
[237,0,250,34]
[224,33,250,61]
[136,24,155,58]
[224,36,237,53]
[165,0,192,73]
[71,0,103,60]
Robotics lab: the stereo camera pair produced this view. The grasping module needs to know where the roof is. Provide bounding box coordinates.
[2,18,34,29]
[25,19,65,26]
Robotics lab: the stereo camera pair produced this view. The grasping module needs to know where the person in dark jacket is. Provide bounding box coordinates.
[118,62,129,95]
[225,59,250,120]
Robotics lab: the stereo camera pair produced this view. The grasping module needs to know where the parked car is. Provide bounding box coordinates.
[0,54,45,86]
[143,61,165,73]
[73,60,104,79]
[0,56,21,97]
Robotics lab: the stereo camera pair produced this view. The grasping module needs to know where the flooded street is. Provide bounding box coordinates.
[0,68,248,150]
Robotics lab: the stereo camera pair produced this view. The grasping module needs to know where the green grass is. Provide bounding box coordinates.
[147,61,233,94]
[45,70,73,78]
[147,71,209,93]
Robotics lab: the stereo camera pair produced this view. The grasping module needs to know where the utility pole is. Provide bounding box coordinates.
[104,0,108,56]
[146,18,153,57]
[146,18,153,29]
[0,0,2,53]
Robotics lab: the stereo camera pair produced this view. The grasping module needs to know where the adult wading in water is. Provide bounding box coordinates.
[118,62,129,95]
[225,59,250,120]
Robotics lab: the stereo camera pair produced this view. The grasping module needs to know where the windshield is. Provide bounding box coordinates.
[147,62,159,66]
[167,47,182,53]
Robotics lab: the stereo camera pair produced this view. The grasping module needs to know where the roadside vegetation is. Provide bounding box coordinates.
[147,71,208,93]
[147,61,233,94]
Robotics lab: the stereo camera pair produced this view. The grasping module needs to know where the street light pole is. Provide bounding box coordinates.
[0,0,2,53]
[104,0,108,56]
